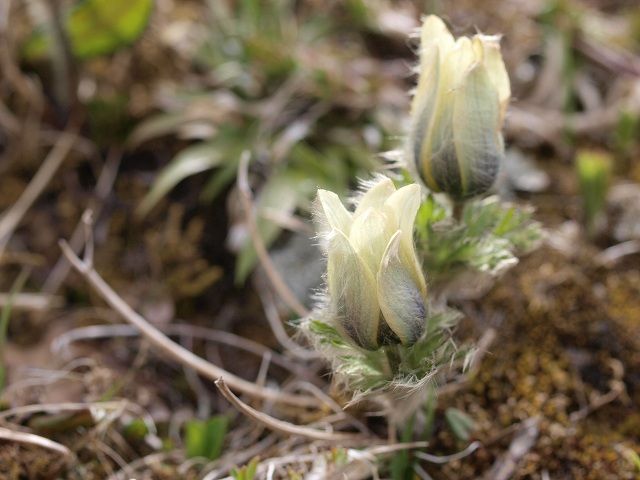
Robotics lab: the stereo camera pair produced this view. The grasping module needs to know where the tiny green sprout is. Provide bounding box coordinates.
[576,149,613,236]
[409,16,510,199]
[184,416,228,460]
[231,457,259,480]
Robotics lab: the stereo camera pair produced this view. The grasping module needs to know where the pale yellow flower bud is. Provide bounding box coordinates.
[410,15,511,199]
[315,178,428,350]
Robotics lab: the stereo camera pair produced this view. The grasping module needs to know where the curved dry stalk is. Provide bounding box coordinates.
[0,426,73,459]
[283,380,372,436]
[51,323,321,385]
[236,152,309,317]
[44,147,121,295]
[414,441,481,464]
[0,292,64,311]
[59,240,319,408]
[215,378,365,442]
[255,279,319,360]
[0,131,77,255]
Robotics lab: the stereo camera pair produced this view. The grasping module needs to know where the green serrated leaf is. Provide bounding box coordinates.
[390,415,416,480]
[23,0,153,60]
[418,196,542,281]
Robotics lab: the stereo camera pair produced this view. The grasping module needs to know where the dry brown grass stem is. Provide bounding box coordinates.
[0,131,77,256]
[43,147,121,295]
[237,152,310,318]
[0,292,63,311]
[0,425,73,459]
[255,279,319,360]
[59,234,319,408]
[215,378,365,442]
[51,323,321,385]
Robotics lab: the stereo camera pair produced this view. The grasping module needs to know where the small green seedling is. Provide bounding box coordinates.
[184,415,228,460]
[576,149,613,237]
[231,457,259,480]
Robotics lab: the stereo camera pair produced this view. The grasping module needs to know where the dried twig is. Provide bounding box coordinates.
[596,240,640,267]
[51,323,320,384]
[237,152,309,317]
[0,426,73,459]
[0,131,77,255]
[215,378,365,442]
[414,441,481,464]
[0,293,64,311]
[43,147,121,295]
[59,234,319,408]
[255,279,319,360]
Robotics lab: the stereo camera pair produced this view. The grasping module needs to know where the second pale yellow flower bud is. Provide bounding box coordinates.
[410,15,511,199]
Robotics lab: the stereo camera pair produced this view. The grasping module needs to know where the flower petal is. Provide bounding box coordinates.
[384,184,420,248]
[377,232,427,345]
[474,35,510,121]
[349,207,396,274]
[327,229,380,350]
[383,184,427,296]
[354,178,396,218]
[419,15,455,55]
[411,46,441,190]
[316,189,352,236]
[452,62,502,197]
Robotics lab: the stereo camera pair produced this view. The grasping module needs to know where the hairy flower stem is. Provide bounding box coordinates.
[384,344,402,377]
[452,199,465,222]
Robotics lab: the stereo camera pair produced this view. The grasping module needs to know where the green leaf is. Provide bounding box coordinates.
[576,149,613,236]
[122,418,149,440]
[127,113,193,148]
[389,415,416,480]
[417,196,542,281]
[231,456,259,480]
[184,416,228,460]
[23,0,153,60]
[445,408,475,442]
[234,172,303,284]
[137,141,223,216]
